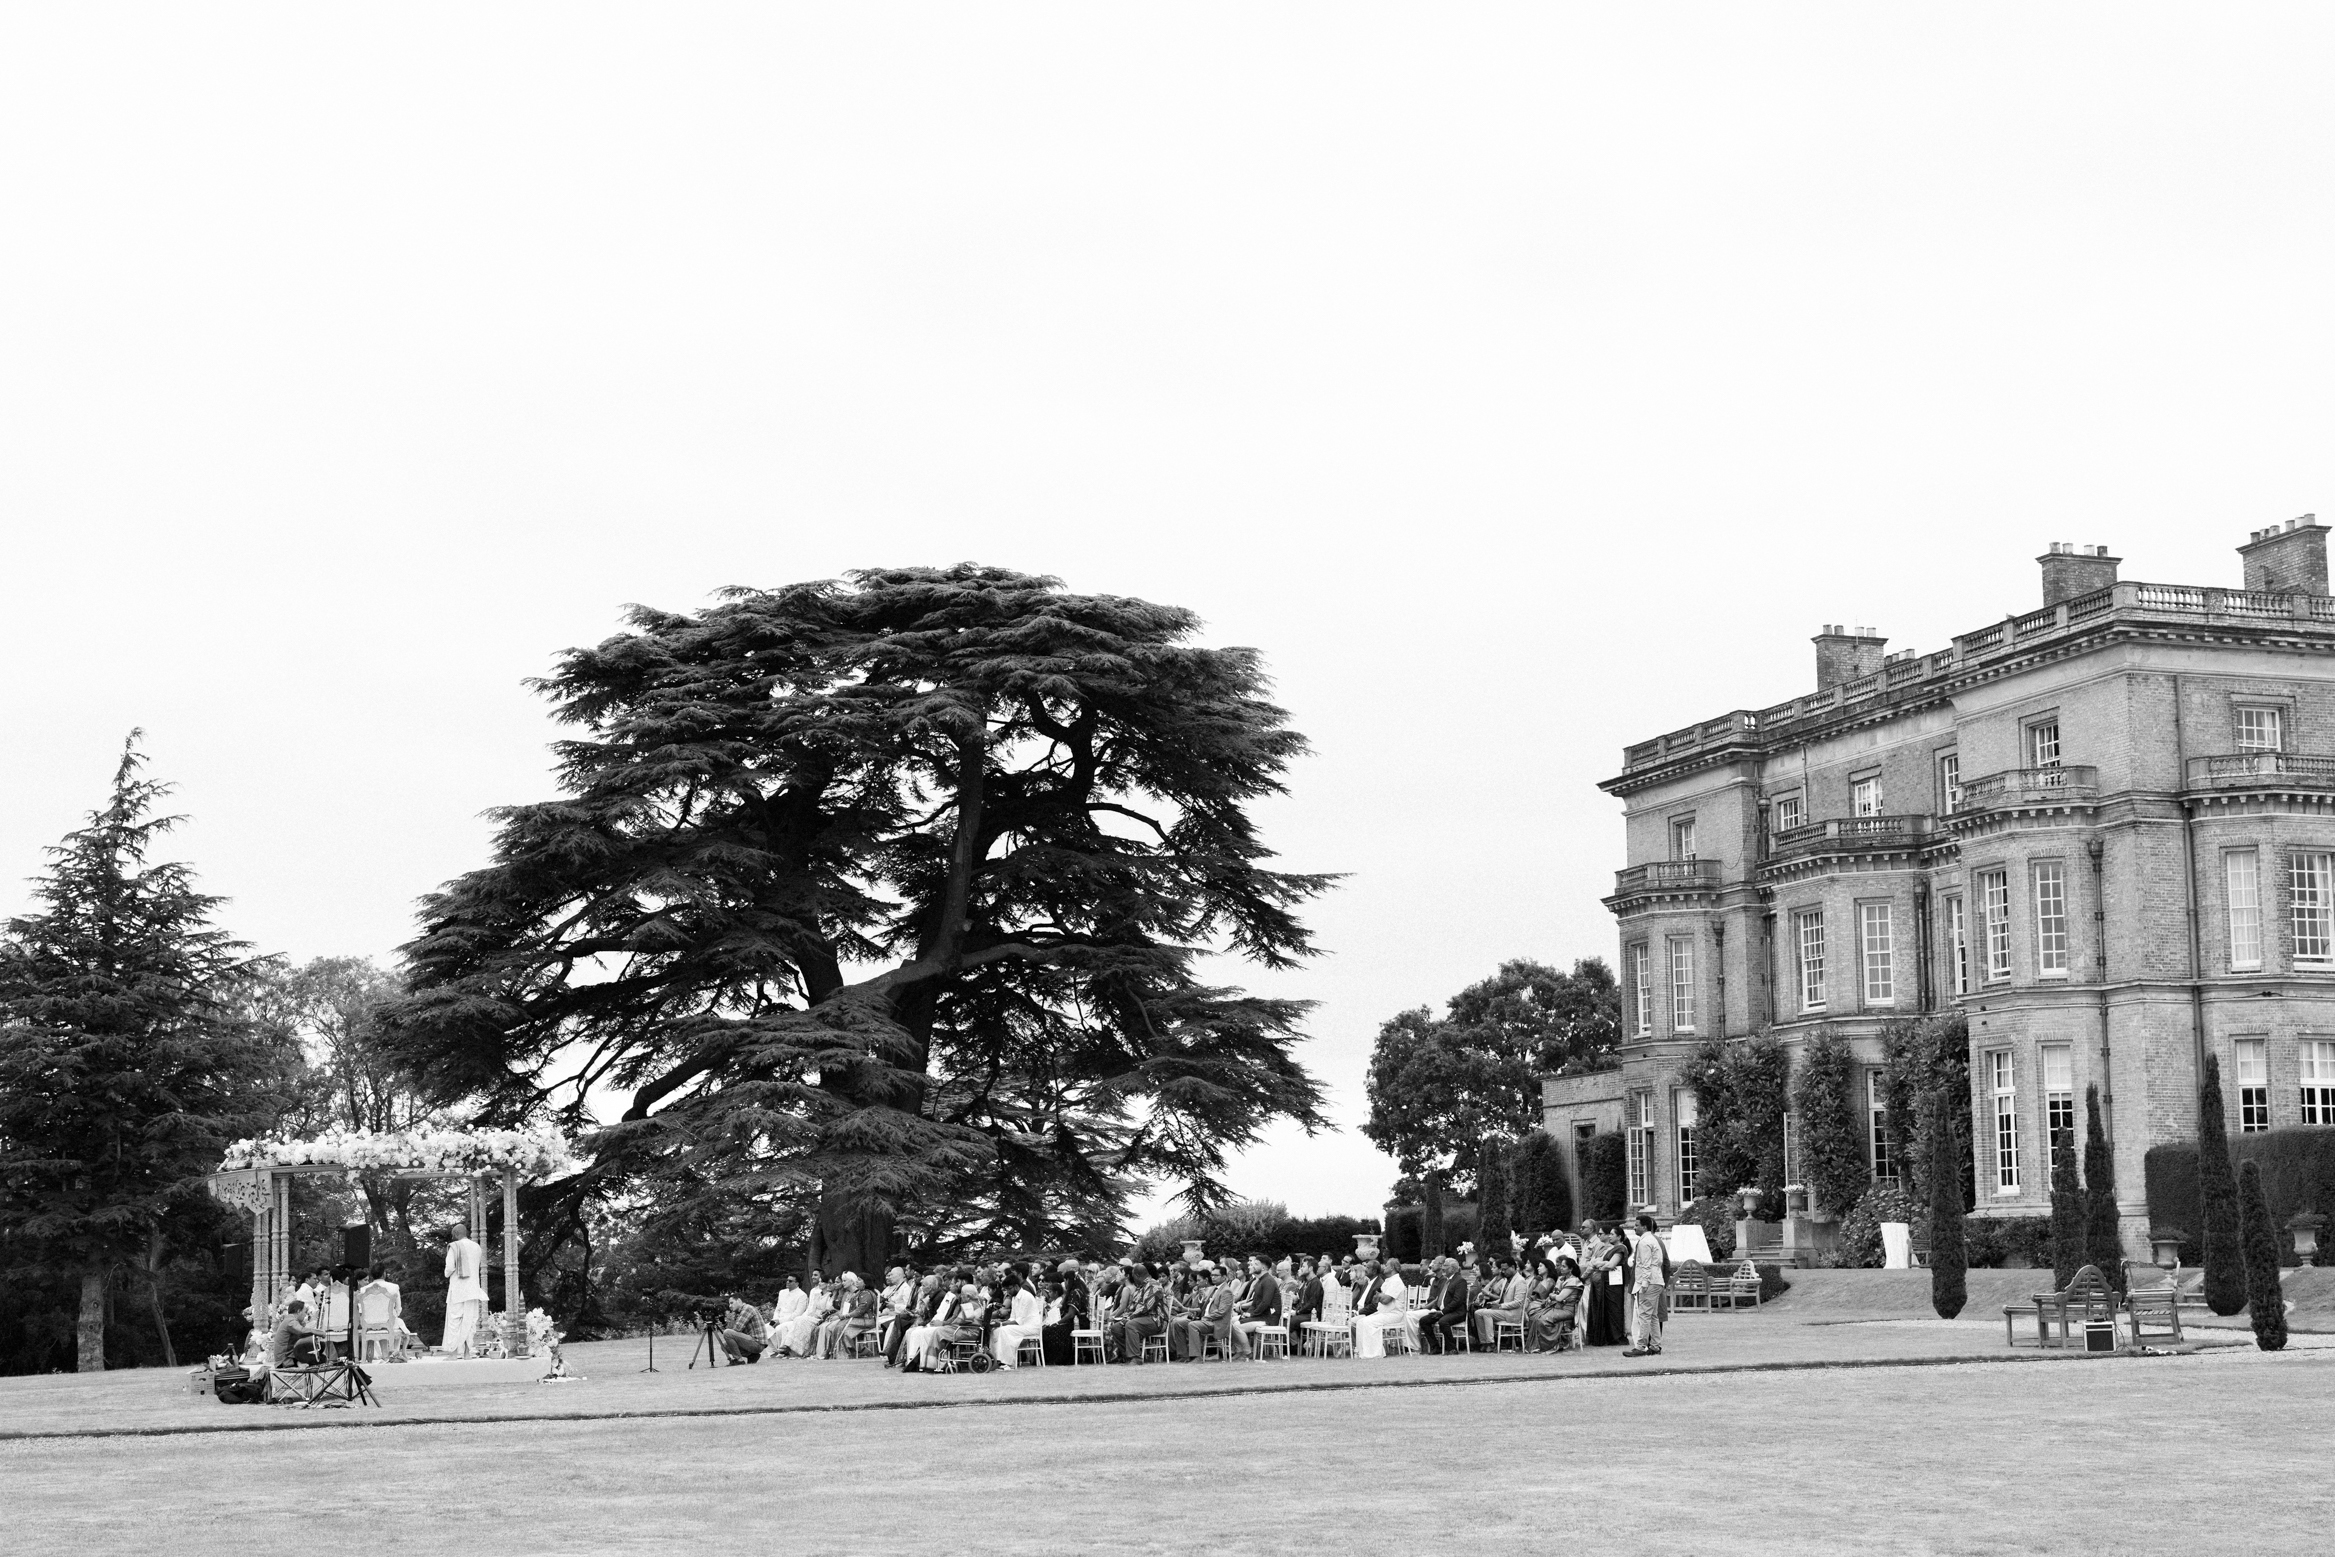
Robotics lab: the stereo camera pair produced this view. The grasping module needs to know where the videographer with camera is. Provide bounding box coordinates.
[717,1296,768,1363]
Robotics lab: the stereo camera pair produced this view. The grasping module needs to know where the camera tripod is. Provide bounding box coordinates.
[687,1317,730,1369]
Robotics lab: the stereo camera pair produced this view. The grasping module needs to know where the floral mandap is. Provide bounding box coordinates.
[209,1124,581,1357]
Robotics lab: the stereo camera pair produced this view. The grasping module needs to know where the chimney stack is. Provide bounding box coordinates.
[1813,624,1887,689]
[2238,515,2328,596]
[2037,541,2121,605]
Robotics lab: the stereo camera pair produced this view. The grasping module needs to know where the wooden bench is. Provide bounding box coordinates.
[1725,1260,1763,1309]
[2125,1286,2184,1347]
[2030,1265,2117,1349]
[1669,1261,1715,1313]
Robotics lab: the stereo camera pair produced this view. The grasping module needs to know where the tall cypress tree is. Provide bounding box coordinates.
[2237,1160,2288,1352]
[2080,1087,2125,1295]
[2198,1055,2247,1316]
[1530,1131,1574,1239]
[0,737,297,1371]
[1476,1137,1513,1257]
[2048,1126,2083,1289]
[1929,1090,1968,1319]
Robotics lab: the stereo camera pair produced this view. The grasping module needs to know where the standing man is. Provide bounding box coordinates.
[1624,1213,1669,1358]
[441,1222,487,1358]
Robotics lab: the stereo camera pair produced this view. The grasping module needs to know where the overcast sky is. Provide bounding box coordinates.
[6,8,2335,1222]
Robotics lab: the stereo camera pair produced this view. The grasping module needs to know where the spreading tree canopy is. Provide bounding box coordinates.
[1362,957,1619,1192]
[0,737,298,1371]
[383,566,1331,1277]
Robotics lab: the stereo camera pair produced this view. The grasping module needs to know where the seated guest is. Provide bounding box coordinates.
[889,1270,950,1367]
[357,1264,407,1359]
[991,1272,1046,1367]
[1233,1255,1283,1355]
[817,1273,878,1358]
[873,1266,916,1363]
[1107,1264,1168,1363]
[1319,1261,1352,1323]
[1175,1266,1244,1360]
[271,1297,327,1369]
[1350,1258,1412,1357]
[1288,1258,1324,1332]
[1042,1260,1088,1366]
[1473,1258,1530,1346]
[720,1296,769,1363]
[1527,1257,1584,1352]
[911,1281,987,1371]
[899,1276,963,1374]
[1415,1256,1469,1354]
[774,1273,832,1357]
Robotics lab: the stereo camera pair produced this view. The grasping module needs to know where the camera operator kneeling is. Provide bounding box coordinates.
[271,1298,329,1368]
[718,1297,768,1363]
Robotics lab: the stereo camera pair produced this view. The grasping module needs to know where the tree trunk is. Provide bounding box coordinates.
[814,1187,894,1279]
[144,1230,177,1367]
[77,1268,106,1373]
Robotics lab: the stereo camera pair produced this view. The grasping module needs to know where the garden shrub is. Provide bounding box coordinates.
[1792,1027,1872,1221]
[2239,1160,2288,1352]
[1963,1215,2051,1270]
[1684,1033,1790,1206]
[1512,1131,1572,1238]
[1581,1131,1627,1222]
[1384,1205,1422,1262]
[1833,1180,1919,1268]
[1679,1195,1737,1262]
[1477,1138,1514,1252]
[1881,1014,1973,1208]
[1421,1175,1445,1260]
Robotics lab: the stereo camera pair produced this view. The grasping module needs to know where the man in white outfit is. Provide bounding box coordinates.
[442,1223,487,1357]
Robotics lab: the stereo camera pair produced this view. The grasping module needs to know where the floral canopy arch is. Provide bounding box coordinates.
[207,1125,578,1353]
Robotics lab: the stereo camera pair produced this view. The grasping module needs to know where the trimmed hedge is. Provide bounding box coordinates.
[1965,1215,2053,1271]
[2145,1124,2335,1268]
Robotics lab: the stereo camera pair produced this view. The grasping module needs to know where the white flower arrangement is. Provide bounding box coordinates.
[217,1124,582,1179]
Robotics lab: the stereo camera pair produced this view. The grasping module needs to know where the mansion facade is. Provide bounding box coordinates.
[1544,519,2335,1255]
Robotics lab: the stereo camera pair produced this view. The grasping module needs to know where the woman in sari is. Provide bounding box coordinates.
[1583,1225,1630,1346]
[1042,1260,1087,1366]
[1526,1256,1584,1352]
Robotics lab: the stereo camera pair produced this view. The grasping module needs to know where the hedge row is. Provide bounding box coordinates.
[2146,1126,2335,1266]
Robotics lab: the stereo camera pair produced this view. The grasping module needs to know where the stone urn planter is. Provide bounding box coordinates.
[1180,1238,1205,1265]
[2287,1212,2326,1263]
[2149,1228,2187,1270]
[1353,1231,1381,1260]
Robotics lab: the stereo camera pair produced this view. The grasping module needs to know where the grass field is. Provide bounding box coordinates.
[3,1307,2331,1556]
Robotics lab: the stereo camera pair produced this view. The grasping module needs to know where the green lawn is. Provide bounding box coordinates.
[4,1338,2330,1555]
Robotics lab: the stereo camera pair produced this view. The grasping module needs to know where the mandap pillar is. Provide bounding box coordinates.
[501,1166,528,1358]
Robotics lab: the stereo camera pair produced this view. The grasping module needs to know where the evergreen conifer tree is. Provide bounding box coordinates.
[2081,1086,2125,1294]
[1529,1131,1574,1238]
[1421,1174,1446,1262]
[2048,1126,2083,1290]
[2237,1160,2288,1352]
[0,737,297,1370]
[1929,1090,1968,1319]
[1476,1138,1513,1257]
[384,567,1330,1276]
[2198,1055,2247,1315]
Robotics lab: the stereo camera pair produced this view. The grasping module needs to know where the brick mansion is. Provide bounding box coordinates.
[1544,519,2335,1256]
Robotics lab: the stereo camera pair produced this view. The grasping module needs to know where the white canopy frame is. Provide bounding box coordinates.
[206,1160,535,1358]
